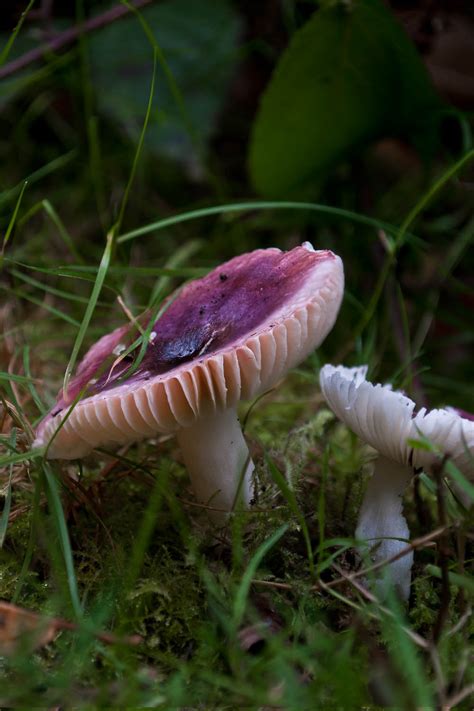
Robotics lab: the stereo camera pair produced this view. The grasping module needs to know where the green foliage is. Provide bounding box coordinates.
[249,0,441,196]
[89,0,241,167]
[0,0,473,707]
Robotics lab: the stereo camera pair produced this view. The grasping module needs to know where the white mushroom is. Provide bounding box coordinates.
[320,364,474,599]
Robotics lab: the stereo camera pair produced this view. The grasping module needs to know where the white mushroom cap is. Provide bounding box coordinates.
[319,364,474,480]
[319,364,418,465]
[412,406,474,476]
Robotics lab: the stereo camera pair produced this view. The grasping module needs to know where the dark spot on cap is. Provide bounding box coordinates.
[84,246,330,392]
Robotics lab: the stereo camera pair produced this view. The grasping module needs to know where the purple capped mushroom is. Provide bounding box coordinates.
[35,244,344,522]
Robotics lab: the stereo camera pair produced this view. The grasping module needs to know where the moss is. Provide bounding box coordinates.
[409,571,441,626]
[125,546,205,658]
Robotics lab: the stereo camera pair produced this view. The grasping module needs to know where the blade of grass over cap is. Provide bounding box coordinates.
[112,240,204,382]
[62,229,114,396]
[117,201,413,244]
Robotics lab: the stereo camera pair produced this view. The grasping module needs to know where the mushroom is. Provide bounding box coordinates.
[319,364,474,599]
[35,244,344,522]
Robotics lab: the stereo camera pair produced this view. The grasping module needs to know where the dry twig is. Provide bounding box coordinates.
[0,0,155,81]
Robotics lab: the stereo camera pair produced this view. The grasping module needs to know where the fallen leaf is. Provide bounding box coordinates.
[0,600,142,655]
[0,601,57,654]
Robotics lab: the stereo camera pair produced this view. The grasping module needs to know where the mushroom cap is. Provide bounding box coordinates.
[319,364,416,465]
[36,245,344,458]
[412,406,474,475]
[319,364,474,477]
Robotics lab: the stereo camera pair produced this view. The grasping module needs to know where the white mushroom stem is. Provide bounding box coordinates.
[355,455,413,600]
[176,408,254,524]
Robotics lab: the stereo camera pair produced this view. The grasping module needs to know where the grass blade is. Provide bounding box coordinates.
[41,200,84,263]
[112,44,157,236]
[0,448,44,467]
[5,285,81,327]
[266,454,314,575]
[352,148,474,340]
[0,180,28,266]
[12,473,42,603]
[0,372,40,385]
[381,590,433,708]
[5,258,205,279]
[42,461,82,619]
[117,200,413,244]
[232,523,288,629]
[62,230,114,395]
[148,239,202,305]
[0,0,36,67]
[0,430,16,547]
[22,345,47,414]
[0,149,77,208]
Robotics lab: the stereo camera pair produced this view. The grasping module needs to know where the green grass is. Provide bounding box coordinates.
[0,1,473,708]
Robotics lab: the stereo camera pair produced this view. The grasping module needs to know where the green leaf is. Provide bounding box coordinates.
[249,0,441,197]
[89,0,241,167]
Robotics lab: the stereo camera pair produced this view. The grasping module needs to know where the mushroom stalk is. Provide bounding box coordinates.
[355,455,413,600]
[176,409,254,523]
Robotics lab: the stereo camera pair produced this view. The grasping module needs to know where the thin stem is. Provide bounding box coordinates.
[356,455,413,600]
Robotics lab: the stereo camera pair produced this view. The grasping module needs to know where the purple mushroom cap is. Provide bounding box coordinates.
[35,245,344,459]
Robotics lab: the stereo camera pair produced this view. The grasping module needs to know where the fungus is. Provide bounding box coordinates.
[35,245,344,522]
[319,364,474,599]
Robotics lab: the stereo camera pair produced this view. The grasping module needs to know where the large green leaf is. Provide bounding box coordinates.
[89,0,240,167]
[249,0,442,197]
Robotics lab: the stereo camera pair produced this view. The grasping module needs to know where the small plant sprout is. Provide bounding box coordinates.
[319,365,473,600]
[35,245,344,523]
